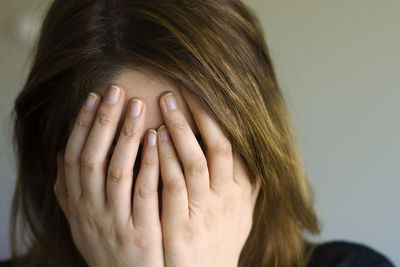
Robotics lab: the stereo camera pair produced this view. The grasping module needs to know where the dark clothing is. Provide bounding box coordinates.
[305,240,395,266]
[0,240,395,266]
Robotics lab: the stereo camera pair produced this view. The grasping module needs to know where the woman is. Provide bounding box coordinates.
[1,0,394,266]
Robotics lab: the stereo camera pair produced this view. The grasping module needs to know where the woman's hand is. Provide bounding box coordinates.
[54,86,164,267]
[157,88,261,267]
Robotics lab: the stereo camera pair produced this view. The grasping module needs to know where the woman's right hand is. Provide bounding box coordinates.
[53,85,164,267]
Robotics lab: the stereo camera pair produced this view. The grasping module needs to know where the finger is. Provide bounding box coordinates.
[179,87,234,193]
[157,125,188,221]
[64,92,100,201]
[55,152,70,220]
[81,85,125,206]
[160,92,209,202]
[106,98,145,219]
[132,129,161,230]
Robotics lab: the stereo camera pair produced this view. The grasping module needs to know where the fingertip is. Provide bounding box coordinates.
[157,125,170,141]
[147,129,158,148]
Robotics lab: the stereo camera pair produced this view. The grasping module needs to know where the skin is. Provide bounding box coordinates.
[54,69,261,267]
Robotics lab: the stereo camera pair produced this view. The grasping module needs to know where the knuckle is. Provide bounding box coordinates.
[81,154,96,172]
[115,231,131,249]
[75,116,91,128]
[108,168,125,184]
[136,184,156,199]
[64,152,77,168]
[79,206,100,231]
[213,137,232,157]
[171,119,187,131]
[96,109,113,125]
[163,152,177,161]
[121,125,139,139]
[182,223,196,241]
[165,179,186,193]
[133,233,150,250]
[187,156,207,176]
[101,221,118,241]
[142,154,158,167]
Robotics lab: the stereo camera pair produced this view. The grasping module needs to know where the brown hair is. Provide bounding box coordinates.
[10,0,321,266]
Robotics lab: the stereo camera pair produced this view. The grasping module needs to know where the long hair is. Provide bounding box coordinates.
[10,0,321,266]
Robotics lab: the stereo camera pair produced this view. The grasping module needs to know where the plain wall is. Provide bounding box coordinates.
[1,0,399,264]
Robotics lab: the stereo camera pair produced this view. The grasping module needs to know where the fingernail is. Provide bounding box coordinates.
[129,99,142,117]
[147,130,157,146]
[105,85,120,104]
[164,92,177,110]
[158,125,169,140]
[83,92,98,110]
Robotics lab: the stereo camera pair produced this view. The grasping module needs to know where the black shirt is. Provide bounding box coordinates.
[305,240,395,266]
[0,240,395,267]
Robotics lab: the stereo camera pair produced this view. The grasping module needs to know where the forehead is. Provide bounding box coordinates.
[113,68,178,133]
[113,69,199,143]
[67,68,200,146]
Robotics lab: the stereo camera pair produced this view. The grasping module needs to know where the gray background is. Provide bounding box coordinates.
[1,0,399,264]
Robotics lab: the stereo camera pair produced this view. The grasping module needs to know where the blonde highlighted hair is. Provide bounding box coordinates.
[11,0,320,266]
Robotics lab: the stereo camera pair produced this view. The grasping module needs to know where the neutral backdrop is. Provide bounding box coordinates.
[1,0,399,264]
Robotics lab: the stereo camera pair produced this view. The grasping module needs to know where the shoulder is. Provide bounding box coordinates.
[306,240,395,267]
[0,259,12,267]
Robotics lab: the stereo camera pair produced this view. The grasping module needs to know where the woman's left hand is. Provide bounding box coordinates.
[156,88,261,267]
